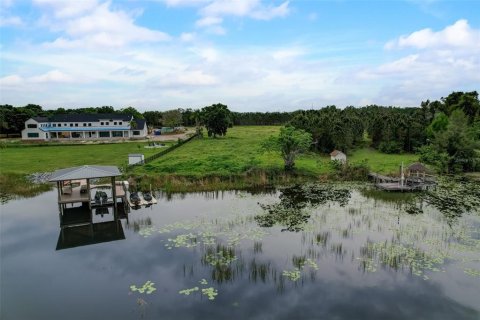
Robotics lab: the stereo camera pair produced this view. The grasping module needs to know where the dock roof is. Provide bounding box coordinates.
[49,165,121,182]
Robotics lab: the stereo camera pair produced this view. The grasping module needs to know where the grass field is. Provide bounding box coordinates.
[0,126,420,178]
[0,142,166,174]
[134,126,419,177]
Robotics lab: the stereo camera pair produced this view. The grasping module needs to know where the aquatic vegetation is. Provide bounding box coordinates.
[464,268,480,277]
[357,257,377,273]
[361,242,445,277]
[179,280,219,301]
[179,287,199,295]
[203,246,237,267]
[165,233,198,249]
[130,281,156,294]
[138,226,156,238]
[201,287,219,300]
[282,269,301,281]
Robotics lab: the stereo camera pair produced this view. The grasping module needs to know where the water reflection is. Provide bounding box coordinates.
[1,183,479,320]
[255,184,351,231]
[56,220,125,250]
[56,204,128,250]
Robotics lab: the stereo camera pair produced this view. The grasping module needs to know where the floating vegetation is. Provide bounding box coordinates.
[165,233,198,249]
[201,287,219,300]
[282,269,301,281]
[202,245,237,267]
[360,242,445,277]
[179,287,199,295]
[179,280,219,301]
[285,256,320,282]
[139,226,156,238]
[464,268,480,277]
[357,257,377,273]
[130,281,156,294]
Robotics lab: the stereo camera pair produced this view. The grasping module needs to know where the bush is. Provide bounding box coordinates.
[330,160,370,181]
[378,141,402,154]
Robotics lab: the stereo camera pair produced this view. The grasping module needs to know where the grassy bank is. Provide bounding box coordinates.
[0,173,52,201]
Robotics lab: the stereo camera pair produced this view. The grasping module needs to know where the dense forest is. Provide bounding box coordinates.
[1,91,479,173]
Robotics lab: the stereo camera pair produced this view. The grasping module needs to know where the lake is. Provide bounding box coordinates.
[1,183,479,320]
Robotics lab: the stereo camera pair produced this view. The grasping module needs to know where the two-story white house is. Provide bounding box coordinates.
[21,113,147,141]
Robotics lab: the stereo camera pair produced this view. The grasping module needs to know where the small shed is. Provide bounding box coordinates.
[407,162,427,176]
[128,154,144,165]
[330,150,347,163]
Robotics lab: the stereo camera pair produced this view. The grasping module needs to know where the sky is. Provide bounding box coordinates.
[0,0,479,112]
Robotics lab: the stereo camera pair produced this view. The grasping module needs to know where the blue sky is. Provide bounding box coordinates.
[1,0,479,111]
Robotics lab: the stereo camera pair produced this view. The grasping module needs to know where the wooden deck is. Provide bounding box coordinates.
[368,172,399,183]
[59,183,126,204]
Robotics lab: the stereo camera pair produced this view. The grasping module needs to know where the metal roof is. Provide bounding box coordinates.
[49,113,132,122]
[40,126,130,132]
[49,165,121,182]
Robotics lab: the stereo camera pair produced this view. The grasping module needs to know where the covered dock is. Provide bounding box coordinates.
[49,165,128,225]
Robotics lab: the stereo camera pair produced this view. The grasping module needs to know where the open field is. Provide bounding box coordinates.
[133,126,419,178]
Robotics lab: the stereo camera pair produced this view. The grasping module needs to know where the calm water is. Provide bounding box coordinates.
[1,184,479,320]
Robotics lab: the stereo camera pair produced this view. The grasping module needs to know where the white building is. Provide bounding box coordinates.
[21,114,147,141]
[330,150,347,163]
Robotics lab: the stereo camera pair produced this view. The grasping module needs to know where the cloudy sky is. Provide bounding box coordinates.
[0,0,479,111]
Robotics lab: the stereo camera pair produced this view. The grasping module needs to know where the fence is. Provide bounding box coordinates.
[128,133,198,168]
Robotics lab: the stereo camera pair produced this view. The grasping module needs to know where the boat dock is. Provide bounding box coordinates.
[369,162,436,192]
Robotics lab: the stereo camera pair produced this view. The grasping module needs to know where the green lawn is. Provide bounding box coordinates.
[134,126,419,177]
[0,142,165,174]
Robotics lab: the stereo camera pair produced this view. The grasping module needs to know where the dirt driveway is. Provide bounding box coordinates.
[147,130,195,142]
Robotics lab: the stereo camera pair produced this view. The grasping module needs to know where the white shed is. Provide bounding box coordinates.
[128,154,144,165]
[330,150,346,163]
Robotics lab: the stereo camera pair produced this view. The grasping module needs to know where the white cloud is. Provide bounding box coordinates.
[33,0,99,18]
[195,16,222,27]
[180,32,196,42]
[39,1,170,49]
[0,75,23,86]
[200,0,289,20]
[272,48,305,61]
[153,70,218,88]
[29,70,74,83]
[163,0,210,7]
[0,15,23,27]
[351,20,480,106]
[175,0,290,32]
[385,19,480,50]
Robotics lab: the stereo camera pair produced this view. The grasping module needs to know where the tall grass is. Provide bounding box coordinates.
[0,173,53,202]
